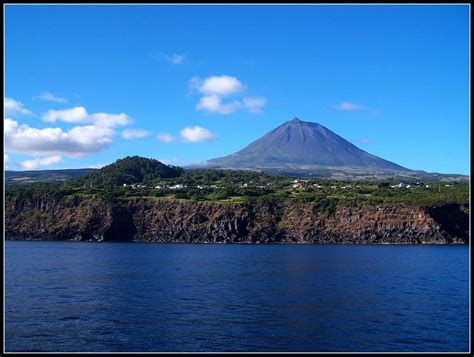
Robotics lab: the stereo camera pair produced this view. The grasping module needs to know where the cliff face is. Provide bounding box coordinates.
[4,196,469,244]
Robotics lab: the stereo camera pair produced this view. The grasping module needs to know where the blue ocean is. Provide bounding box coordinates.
[5,241,469,352]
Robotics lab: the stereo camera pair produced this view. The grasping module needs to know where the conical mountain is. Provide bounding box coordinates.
[208,118,409,171]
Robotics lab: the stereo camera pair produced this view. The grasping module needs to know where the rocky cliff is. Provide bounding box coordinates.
[4,195,469,244]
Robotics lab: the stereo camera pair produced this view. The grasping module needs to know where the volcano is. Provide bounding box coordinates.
[208,117,409,172]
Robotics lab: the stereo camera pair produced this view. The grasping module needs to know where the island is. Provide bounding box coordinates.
[5,156,469,244]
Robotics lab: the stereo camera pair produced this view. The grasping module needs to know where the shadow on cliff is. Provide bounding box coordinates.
[103,207,137,242]
[427,203,469,243]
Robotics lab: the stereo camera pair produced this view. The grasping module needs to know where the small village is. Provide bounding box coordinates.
[121,178,446,192]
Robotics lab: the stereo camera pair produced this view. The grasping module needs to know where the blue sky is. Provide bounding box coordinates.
[4,4,470,174]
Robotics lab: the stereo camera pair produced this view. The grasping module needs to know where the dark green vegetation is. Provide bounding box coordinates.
[71,156,183,187]
[5,156,469,208]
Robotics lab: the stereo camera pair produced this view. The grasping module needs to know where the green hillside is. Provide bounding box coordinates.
[72,156,184,187]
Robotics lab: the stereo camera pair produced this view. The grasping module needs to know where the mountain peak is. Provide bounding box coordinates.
[208,117,409,172]
[287,117,323,128]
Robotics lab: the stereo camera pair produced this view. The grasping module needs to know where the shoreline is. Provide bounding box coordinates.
[5,238,469,245]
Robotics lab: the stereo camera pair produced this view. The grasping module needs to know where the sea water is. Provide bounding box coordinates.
[5,241,469,352]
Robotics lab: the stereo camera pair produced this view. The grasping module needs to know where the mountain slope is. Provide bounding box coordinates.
[208,118,409,172]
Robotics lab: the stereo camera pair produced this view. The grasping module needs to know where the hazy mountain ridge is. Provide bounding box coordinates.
[5,168,98,185]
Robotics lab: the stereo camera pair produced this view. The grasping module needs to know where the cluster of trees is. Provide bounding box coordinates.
[153,168,285,187]
[71,156,184,187]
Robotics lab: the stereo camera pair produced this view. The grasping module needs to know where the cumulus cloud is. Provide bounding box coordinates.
[191,75,266,115]
[4,98,32,116]
[333,102,378,116]
[5,118,116,157]
[35,92,68,103]
[180,126,215,143]
[20,155,62,170]
[43,106,88,123]
[196,95,266,115]
[157,133,175,143]
[122,129,151,139]
[196,95,242,115]
[92,113,130,127]
[42,106,130,127]
[192,75,246,96]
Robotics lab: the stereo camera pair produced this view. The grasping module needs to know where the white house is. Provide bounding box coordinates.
[169,184,186,190]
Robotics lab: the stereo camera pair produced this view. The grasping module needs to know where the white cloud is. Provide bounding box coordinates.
[333,102,378,116]
[5,118,116,157]
[43,106,88,123]
[158,157,179,165]
[42,106,131,127]
[157,133,175,143]
[122,129,151,139]
[180,126,215,143]
[193,75,246,96]
[156,53,185,65]
[334,102,364,111]
[36,92,68,103]
[190,75,265,115]
[4,98,32,116]
[242,97,267,114]
[196,95,242,115]
[89,163,107,169]
[189,77,202,94]
[196,95,267,115]
[4,154,9,169]
[20,155,62,170]
[91,112,130,127]
[359,138,370,145]
[167,53,185,65]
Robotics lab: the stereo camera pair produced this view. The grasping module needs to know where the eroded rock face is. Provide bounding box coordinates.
[4,195,469,244]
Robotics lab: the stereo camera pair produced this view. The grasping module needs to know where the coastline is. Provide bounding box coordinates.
[5,195,469,245]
